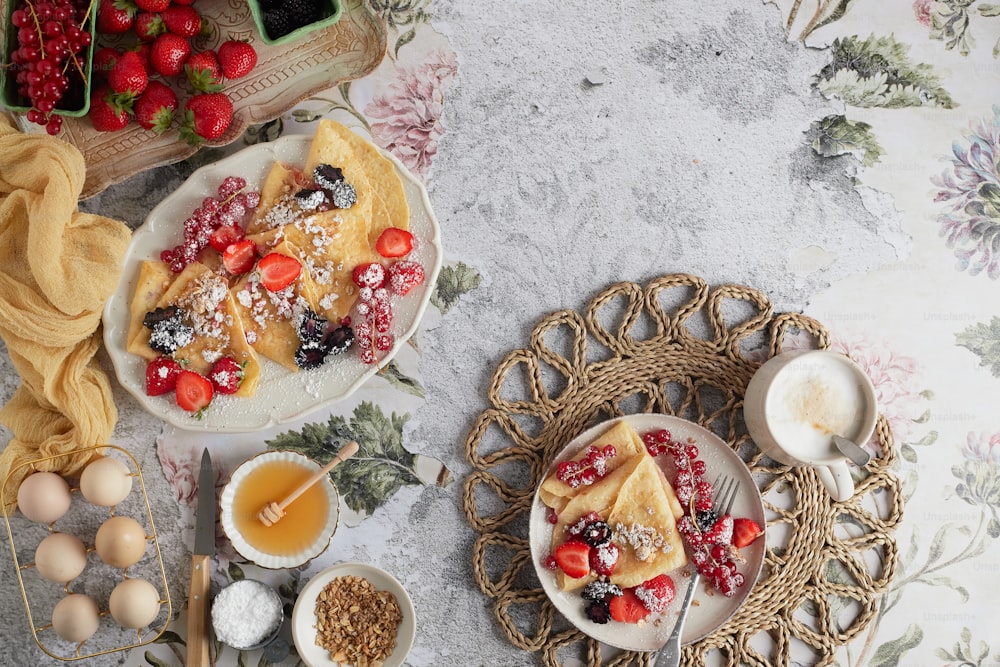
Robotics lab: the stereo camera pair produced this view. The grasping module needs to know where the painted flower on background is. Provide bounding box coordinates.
[932,105,1000,280]
[365,49,458,181]
[156,442,227,507]
[955,431,1000,532]
[831,338,926,446]
[913,0,937,27]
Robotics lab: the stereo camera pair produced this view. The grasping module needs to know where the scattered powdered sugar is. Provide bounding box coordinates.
[634,583,670,614]
[592,544,618,570]
[211,579,282,649]
[614,521,674,562]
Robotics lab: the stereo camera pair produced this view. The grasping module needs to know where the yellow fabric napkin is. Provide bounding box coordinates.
[0,113,131,512]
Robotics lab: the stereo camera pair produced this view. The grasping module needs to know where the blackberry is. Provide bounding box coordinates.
[294,343,327,370]
[695,509,719,532]
[143,306,194,355]
[581,581,621,603]
[294,188,327,211]
[296,309,328,344]
[583,600,611,624]
[321,325,354,356]
[581,521,612,547]
[327,180,357,209]
[313,164,344,189]
[287,0,322,27]
[262,8,294,39]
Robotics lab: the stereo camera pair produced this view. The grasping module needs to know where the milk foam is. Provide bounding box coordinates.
[765,355,869,462]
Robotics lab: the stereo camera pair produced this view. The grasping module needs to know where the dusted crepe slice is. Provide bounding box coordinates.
[130,262,260,397]
[539,420,648,513]
[247,161,301,235]
[126,260,173,355]
[550,454,646,591]
[308,119,410,244]
[231,242,322,371]
[605,455,687,589]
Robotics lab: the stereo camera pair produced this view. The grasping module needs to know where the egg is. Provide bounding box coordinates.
[51,593,100,642]
[34,532,88,583]
[80,457,133,507]
[109,578,161,629]
[95,516,148,569]
[16,472,72,524]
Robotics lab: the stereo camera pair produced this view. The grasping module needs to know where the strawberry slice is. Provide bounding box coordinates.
[705,513,734,545]
[553,540,591,579]
[175,370,213,414]
[209,224,244,253]
[589,543,619,576]
[608,587,649,624]
[351,262,386,289]
[222,238,257,275]
[258,252,302,292]
[145,356,181,396]
[375,227,414,258]
[732,517,763,548]
[208,357,244,395]
[387,260,425,295]
[635,574,675,613]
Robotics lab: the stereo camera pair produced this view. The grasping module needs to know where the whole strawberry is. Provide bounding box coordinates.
[185,50,222,92]
[108,51,148,108]
[217,40,257,80]
[135,0,169,12]
[134,11,164,41]
[162,5,202,38]
[134,80,178,133]
[96,0,135,34]
[89,86,129,132]
[150,33,191,77]
[180,93,233,146]
[92,46,121,81]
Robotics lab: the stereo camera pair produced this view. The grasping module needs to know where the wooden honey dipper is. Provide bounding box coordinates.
[256,441,359,527]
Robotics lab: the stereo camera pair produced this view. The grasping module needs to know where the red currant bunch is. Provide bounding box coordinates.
[9,0,93,135]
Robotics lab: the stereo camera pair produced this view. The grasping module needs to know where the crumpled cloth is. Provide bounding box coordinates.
[0,113,131,512]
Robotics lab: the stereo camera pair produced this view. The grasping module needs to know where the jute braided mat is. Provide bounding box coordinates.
[462,274,904,667]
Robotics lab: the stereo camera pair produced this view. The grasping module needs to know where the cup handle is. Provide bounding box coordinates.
[815,461,855,502]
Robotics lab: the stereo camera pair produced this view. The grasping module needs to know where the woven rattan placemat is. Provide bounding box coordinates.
[462,274,903,666]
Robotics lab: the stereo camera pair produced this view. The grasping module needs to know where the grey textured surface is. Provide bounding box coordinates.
[1,2,906,665]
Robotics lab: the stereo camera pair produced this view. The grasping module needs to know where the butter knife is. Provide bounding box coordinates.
[186,448,215,667]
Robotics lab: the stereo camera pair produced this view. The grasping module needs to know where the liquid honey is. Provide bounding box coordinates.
[232,459,330,556]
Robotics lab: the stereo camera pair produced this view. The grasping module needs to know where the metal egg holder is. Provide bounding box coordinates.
[1,445,172,661]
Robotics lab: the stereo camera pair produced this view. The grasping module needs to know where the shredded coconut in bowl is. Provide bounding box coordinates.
[211,579,283,649]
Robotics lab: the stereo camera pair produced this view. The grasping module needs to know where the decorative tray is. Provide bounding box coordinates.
[5,0,386,199]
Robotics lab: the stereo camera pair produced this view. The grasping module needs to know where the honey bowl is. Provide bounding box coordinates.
[220,451,340,569]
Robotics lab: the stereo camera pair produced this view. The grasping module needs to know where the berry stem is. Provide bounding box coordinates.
[26,0,47,61]
[79,0,97,30]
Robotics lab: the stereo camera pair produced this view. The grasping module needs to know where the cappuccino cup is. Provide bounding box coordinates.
[743,350,878,502]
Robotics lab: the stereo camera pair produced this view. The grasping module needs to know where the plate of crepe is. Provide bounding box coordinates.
[528,414,766,651]
[102,122,442,432]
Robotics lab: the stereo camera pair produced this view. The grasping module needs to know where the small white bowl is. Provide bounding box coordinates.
[220,451,340,569]
[291,563,415,667]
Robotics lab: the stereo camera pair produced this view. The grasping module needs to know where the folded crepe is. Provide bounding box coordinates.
[0,114,131,512]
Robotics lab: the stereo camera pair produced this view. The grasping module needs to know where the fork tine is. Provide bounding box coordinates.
[714,475,739,515]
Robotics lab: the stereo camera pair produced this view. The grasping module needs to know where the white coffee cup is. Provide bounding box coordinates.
[743,350,878,502]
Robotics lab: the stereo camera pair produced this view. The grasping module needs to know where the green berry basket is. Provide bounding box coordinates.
[1,0,97,119]
[247,0,343,47]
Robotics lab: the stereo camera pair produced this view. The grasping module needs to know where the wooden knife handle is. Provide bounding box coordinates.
[186,553,211,667]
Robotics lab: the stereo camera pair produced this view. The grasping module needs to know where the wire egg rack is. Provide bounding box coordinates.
[1,445,172,661]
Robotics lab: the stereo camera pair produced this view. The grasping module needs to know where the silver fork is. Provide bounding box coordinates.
[653,475,740,667]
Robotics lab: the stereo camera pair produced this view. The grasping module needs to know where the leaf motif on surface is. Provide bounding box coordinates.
[266,402,424,516]
[144,651,172,667]
[380,359,426,398]
[956,317,1000,377]
[870,624,925,667]
[816,34,956,108]
[809,114,884,167]
[431,261,482,314]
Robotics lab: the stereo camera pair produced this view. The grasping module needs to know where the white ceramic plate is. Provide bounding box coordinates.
[102,134,442,432]
[219,450,340,569]
[529,414,765,652]
[291,562,416,667]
